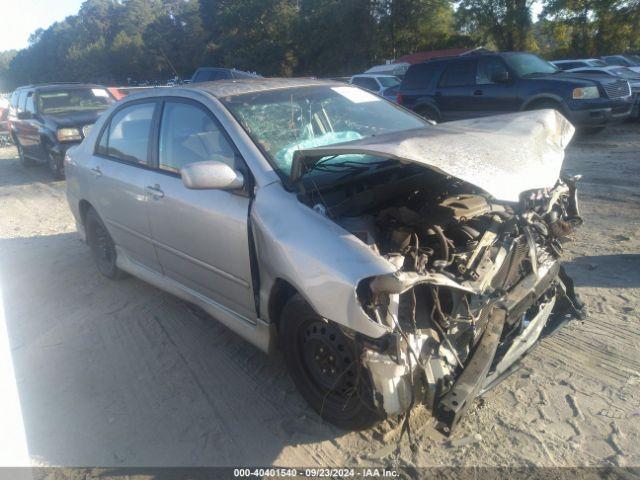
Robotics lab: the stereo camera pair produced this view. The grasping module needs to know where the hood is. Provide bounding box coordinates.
[42,109,106,128]
[292,109,575,203]
[530,71,621,87]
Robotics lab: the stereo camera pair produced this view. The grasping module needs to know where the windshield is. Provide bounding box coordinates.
[625,54,640,65]
[37,88,115,114]
[505,53,558,76]
[611,67,640,80]
[222,85,427,179]
[378,76,400,87]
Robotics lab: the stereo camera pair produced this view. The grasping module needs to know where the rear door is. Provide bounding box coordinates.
[471,56,520,116]
[88,100,163,272]
[22,91,44,159]
[434,59,478,120]
[144,98,257,320]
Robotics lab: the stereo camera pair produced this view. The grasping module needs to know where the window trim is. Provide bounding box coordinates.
[94,98,161,170]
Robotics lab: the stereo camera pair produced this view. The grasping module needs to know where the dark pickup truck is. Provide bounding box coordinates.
[397,51,634,132]
[9,83,116,178]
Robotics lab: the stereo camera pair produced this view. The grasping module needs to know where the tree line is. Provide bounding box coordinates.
[1,0,639,90]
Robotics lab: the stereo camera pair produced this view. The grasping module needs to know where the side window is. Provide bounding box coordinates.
[352,77,379,91]
[193,71,210,83]
[402,63,437,89]
[158,101,235,173]
[17,91,28,113]
[25,92,36,114]
[477,57,509,84]
[438,60,476,87]
[10,91,19,108]
[98,102,155,165]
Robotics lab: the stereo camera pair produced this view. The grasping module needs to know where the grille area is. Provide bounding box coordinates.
[603,79,631,99]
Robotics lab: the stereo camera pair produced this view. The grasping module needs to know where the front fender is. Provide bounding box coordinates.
[252,183,393,339]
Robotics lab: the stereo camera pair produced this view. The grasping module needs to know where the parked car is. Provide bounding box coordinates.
[397,51,633,132]
[552,58,608,70]
[349,74,401,96]
[9,83,116,178]
[561,65,640,119]
[381,84,400,102]
[190,67,261,83]
[65,78,584,434]
[602,54,640,72]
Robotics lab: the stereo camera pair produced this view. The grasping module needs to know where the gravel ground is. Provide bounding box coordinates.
[0,124,638,468]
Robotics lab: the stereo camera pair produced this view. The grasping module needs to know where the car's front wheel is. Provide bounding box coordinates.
[280,294,382,430]
[86,208,126,280]
[15,139,34,167]
[46,147,65,180]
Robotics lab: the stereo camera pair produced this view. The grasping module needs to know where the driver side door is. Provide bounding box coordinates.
[145,98,257,321]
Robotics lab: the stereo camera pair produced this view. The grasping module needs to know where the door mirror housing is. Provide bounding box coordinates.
[491,71,510,83]
[181,161,244,190]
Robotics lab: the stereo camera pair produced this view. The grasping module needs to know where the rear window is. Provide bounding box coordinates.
[438,60,476,87]
[401,63,437,90]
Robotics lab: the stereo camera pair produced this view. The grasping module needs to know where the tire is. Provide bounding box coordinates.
[46,147,65,180]
[280,294,382,430]
[415,105,439,123]
[15,139,34,167]
[85,208,126,280]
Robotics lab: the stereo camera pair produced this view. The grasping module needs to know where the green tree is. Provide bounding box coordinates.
[456,0,537,51]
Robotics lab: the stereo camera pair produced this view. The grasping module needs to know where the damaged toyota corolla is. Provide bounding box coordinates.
[66,79,584,435]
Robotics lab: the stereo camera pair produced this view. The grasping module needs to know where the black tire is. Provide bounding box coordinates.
[85,208,126,280]
[415,105,439,123]
[15,139,34,167]
[280,294,382,430]
[46,146,65,180]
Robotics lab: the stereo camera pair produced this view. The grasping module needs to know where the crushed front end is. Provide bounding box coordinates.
[354,176,584,436]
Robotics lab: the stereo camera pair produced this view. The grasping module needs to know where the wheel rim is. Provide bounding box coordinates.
[299,321,358,397]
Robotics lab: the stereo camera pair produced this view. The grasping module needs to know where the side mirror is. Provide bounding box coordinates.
[491,71,510,83]
[181,161,244,190]
[17,111,33,120]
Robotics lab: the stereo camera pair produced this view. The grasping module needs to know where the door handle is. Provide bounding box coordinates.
[473,89,483,96]
[89,166,102,177]
[145,184,164,199]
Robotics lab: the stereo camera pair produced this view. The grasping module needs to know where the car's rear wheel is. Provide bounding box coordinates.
[46,147,65,180]
[86,208,126,280]
[15,139,34,167]
[280,294,382,430]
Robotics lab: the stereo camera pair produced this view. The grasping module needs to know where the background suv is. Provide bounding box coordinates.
[9,83,115,178]
[397,52,633,132]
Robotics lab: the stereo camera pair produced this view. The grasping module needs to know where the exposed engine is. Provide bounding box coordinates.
[300,167,583,432]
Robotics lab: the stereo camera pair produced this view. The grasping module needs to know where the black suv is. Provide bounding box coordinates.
[397,52,633,131]
[9,83,116,178]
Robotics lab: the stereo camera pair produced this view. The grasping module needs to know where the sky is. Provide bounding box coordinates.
[0,0,85,52]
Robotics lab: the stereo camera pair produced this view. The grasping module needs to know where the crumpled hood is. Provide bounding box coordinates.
[292,109,575,202]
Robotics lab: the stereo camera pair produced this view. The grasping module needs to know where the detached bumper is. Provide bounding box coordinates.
[433,263,583,436]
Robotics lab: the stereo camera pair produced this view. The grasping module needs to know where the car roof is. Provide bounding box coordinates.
[15,83,108,91]
[156,78,343,99]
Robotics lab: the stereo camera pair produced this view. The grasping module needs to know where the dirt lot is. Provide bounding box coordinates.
[0,125,639,469]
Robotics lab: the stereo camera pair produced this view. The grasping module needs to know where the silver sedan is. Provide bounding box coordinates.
[65,78,584,434]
